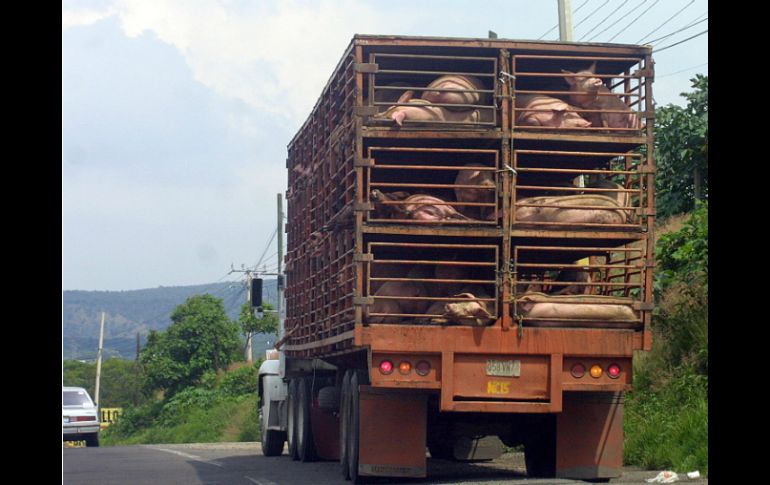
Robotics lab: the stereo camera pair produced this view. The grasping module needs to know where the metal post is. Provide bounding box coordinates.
[94,312,105,407]
[558,0,573,41]
[277,193,284,337]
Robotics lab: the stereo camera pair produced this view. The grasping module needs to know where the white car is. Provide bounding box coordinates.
[63,387,100,447]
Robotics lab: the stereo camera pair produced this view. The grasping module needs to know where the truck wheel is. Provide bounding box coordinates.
[260,403,286,456]
[318,386,340,412]
[85,433,99,447]
[287,379,299,460]
[297,377,317,462]
[524,415,556,478]
[340,371,352,480]
[348,371,370,484]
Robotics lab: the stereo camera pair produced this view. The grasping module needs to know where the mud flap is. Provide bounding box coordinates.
[556,391,624,479]
[357,386,428,478]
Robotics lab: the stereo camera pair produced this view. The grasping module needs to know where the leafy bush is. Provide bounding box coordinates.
[219,363,260,397]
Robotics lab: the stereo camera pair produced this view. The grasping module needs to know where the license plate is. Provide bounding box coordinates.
[486,359,521,377]
[63,417,70,423]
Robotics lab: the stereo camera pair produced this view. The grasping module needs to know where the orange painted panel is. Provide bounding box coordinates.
[452,354,549,400]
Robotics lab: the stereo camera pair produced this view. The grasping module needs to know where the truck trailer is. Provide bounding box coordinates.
[258,34,655,482]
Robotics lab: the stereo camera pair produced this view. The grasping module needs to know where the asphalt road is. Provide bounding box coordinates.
[62,442,707,485]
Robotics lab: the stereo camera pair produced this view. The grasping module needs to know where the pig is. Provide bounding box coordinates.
[373,82,412,113]
[418,292,493,326]
[375,91,491,126]
[420,75,487,110]
[515,94,592,128]
[368,280,430,323]
[454,164,496,219]
[550,269,593,296]
[515,292,638,328]
[370,189,471,222]
[585,178,632,222]
[562,62,641,129]
[514,193,627,225]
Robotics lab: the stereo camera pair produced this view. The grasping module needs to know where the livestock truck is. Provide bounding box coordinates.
[258,34,655,482]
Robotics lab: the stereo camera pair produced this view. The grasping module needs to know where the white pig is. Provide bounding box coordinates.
[375,91,491,126]
[454,163,496,219]
[515,94,592,128]
[562,62,641,129]
[421,75,487,110]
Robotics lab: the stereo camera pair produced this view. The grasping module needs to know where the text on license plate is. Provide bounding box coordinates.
[486,359,521,377]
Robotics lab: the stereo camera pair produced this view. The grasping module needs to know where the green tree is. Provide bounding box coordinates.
[654,74,708,218]
[139,294,242,397]
[63,357,146,408]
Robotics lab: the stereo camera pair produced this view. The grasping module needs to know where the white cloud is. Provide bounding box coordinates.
[62,7,117,30]
[103,0,396,126]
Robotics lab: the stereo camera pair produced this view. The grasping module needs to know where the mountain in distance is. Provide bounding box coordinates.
[63,280,278,361]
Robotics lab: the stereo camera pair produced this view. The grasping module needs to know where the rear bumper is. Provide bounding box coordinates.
[63,425,100,435]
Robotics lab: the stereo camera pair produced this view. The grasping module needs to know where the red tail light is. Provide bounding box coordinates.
[570,363,586,378]
[379,360,394,375]
[415,360,431,376]
[607,364,621,379]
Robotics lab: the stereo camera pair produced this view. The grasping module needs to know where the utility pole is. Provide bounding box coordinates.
[94,312,105,408]
[558,0,574,41]
[277,193,284,341]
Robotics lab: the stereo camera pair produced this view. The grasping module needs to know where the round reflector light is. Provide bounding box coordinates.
[379,360,394,375]
[608,364,621,379]
[415,360,431,376]
[570,363,586,378]
[398,361,412,375]
[590,365,603,378]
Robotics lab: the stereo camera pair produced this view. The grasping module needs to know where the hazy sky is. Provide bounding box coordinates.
[62,0,708,291]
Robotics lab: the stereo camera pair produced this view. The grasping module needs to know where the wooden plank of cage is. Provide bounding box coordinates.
[515,203,638,210]
[354,44,365,329]
[374,52,499,61]
[516,185,638,193]
[373,164,497,171]
[370,277,497,284]
[371,182,496,190]
[514,106,641,115]
[517,167,640,175]
[368,218,497,225]
[369,146,499,154]
[376,200,497,207]
[516,245,642,252]
[373,101,495,110]
[515,149,642,157]
[373,295,497,302]
[513,54,643,62]
[516,89,640,97]
[373,259,496,267]
[643,53,655,352]
[369,242,498,249]
[376,68,497,77]
[518,263,638,270]
[515,125,640,132]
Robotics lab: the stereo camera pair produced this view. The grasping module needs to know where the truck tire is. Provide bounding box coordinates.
[348,371,369,484]
[287,379,299,460]
[317,386,339,412]
[524,415,556,478]
[297,378,317,462]
[340,371,352,480]
[85,433,99,447]
[260,404,285,456]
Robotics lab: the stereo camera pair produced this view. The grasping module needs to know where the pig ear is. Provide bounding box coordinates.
[396,90,414,104]
[587,61,597,73]
[472,306,492,319]
[561,69,576,85]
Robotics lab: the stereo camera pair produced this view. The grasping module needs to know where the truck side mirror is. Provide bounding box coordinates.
[250,278,263,308]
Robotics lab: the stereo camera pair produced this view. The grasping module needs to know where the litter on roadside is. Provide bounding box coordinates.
[646,471,679,483]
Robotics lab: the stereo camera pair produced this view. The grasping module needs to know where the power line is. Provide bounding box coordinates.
[537,0,591,40]
[636,0,694,44]
[586,0,644,41]
[654,29,707,53]
[657,62,708,78]
[574,0,610,33]
[579,0,628,41]
[605,0,660,42]
[252,228,277,271]
[648,14,707,46]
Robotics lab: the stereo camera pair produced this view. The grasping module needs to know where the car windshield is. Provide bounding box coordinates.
[63,390,93,407]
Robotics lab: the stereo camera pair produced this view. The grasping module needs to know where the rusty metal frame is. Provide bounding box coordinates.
[365,146,499,226]
[365,52,499,128]
[284,35,655,361]
[510,53,647,134]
